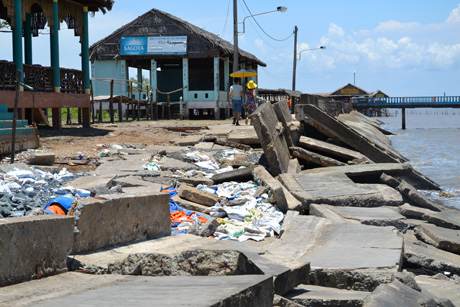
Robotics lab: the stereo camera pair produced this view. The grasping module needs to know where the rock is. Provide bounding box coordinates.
[363,280,454,307]
[273,294,304,307]
[414,223,460,255]
[171,195,210,215]
[396,180,446,212]
[287,158,301,174]
[157,156,198,172]
[252,166,301,212]
[33,165,60,174]
[249,102,290,176]
[291,146,347,167]
[393,271,421,291]
[198,218,220,237]
[297,105,403,163]
[278,172,403,211]
[310,204,407,229]
[28,152,55,166]
[285,284,370,307]
[298,135,369,163]
[415,275,460,306]
[211,166,254,184]
[404,238,460,275]
[178,176,214,187]
[178,185,220,207]
[26,208,45,216]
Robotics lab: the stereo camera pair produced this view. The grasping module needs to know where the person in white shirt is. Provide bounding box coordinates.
[228,78,243,125]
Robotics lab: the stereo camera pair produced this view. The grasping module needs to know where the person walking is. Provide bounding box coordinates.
[228,78,243,125]
[245,80,257,125]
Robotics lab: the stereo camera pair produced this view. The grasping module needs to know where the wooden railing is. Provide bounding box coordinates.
[23,64,54,92]
[60,68,84,94]
[0,60,85,94]
[0,60,16,91]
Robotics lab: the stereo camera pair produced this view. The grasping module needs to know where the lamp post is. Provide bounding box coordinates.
[233,3,287,72]
[291,44,326,112]
[353,71,356,93]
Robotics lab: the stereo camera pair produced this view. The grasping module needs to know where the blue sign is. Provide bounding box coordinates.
[121,37,148,55]
[121,36,187,55]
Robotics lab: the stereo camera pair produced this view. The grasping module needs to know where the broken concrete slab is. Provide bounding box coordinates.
[171,195,210,215]
[28,152,55,166]
[71,234,310,296]
[70,192,170,253]
[309,204,350,223]
[363,280,454,307]
[298,135,369,164]
[273,294,304,307]
[178,175,214,187]
[157,156,199,172]
[284,284,370,307]
[174,134,202,146]
[227,126,260,145]
[112,176,163,192]
[94,153,153,175]
[278,172,403,210]
[396,180,447,212]
[298,105,404,163]
[193,142,214,149]
[252,166,302,212]
[0,215,74,286]
[404,238,460,275]
[1,272,274,307]
[398,203,437,219]
[291,146,347,167]
[211,166,254,184]
[415,275,460,306]
[310,204,407,229]
[250,102,291,176]
[178,185,220,207]
[422,209,460,231]
[273,100,296,147]
[303,162,439,190]
[266,215,403,291]
[287,158,301,174]
[415,223,460,255]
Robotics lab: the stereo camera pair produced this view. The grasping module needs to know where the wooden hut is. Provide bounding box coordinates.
[89,8,266,119]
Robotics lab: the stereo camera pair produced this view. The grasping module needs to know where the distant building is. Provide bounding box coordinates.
[89,9,266,119]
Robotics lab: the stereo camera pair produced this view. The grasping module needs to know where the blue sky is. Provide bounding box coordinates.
[1,0,459,96]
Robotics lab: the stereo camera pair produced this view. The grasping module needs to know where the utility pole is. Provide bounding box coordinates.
[233,0,239,73]
[291,25,298,113]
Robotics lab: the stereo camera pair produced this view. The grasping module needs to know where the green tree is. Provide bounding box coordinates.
[129,76,150,91]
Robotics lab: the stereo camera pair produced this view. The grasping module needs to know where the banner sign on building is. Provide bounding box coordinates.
[121,36,187,55]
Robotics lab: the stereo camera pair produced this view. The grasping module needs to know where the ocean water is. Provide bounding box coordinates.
[376,108,460,209]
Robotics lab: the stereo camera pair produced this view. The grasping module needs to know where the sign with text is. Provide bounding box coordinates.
[121,36,187,55]
[341,88,358,94]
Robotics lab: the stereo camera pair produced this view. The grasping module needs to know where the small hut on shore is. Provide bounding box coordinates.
[89,8,266,119]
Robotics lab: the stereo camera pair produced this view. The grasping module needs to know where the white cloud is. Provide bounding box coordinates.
[254,39,264,47]
[328,23,345,37]
[447,3,460,23]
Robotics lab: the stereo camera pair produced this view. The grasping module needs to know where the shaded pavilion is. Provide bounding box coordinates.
[0,0,113,129]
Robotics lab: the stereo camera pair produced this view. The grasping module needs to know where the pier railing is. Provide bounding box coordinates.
[352,96,460,108]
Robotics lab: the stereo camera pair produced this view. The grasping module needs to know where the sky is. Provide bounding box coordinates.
[1,0,459,97]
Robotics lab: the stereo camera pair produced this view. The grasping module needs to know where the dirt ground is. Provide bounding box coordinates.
[23,119,234,172]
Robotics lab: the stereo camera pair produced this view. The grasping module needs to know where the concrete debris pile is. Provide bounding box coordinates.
[0,165,88,218]
[1,96,460,305]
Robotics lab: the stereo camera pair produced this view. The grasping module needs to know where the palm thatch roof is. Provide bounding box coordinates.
[74,0,113,13]
[89,8,266,67]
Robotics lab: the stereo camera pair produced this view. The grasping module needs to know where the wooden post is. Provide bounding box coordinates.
[78,108,82,124]
[66,107,71,125]
[11,70,21,163]
[90,79,95,123]
[402,107,406,130]
[118,95,123,122]
[167,93,171,119]
[155,91,159,120]
[98,97,103,123]
[109,79,114,123]
[137,95,140,121]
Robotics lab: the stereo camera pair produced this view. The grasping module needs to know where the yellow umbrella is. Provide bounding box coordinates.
[230,69,257,78]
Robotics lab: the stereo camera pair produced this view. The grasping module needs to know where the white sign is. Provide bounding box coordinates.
[147,36,187,55]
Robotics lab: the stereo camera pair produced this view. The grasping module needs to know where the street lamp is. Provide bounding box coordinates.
[239,6,288,34]
[298,46,326,60]
[291,41,326,113]
[233,3,287,72]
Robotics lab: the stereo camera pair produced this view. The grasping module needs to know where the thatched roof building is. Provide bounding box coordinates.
[90,8,266,67]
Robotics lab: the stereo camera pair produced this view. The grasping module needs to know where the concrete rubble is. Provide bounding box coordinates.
[0,96,459,305]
